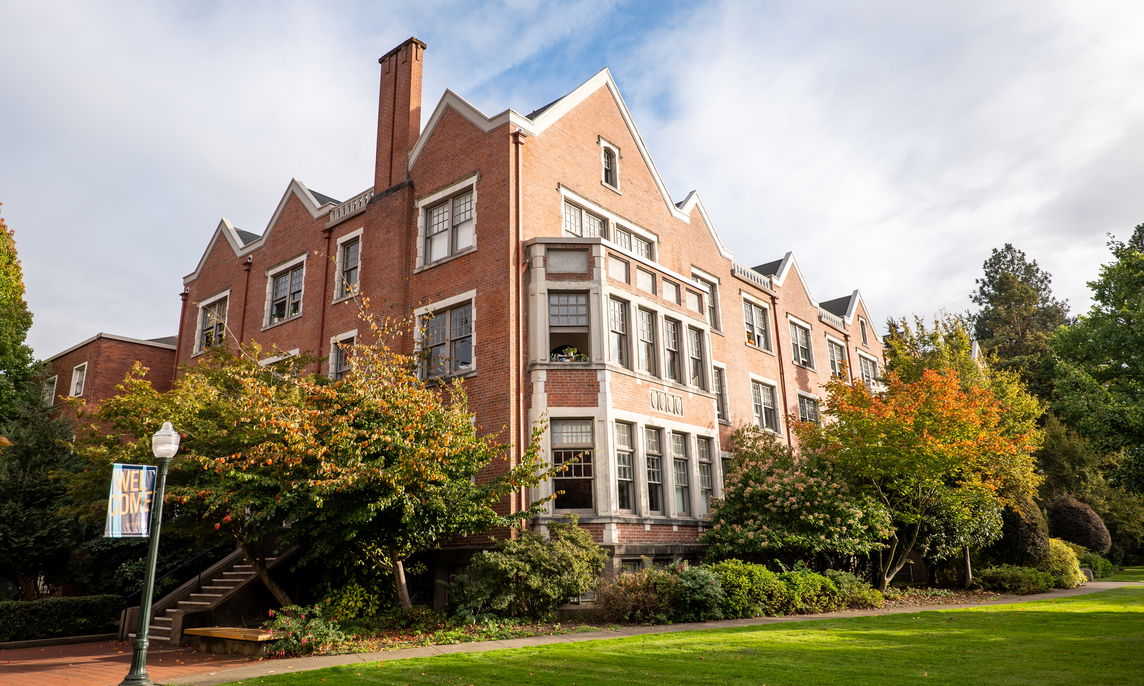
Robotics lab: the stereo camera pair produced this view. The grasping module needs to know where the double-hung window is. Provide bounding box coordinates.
[562,201,605,238]
[602,146,619,189]
[751,381,779,433]
[860,317,870,346]
[549,292,590,359]
[423,302,473,378]
[798,396,820,424]
[672,433,691,515]
[553,419,594,511]
[637,309,657,376]
[609,298,630,368]
[269,264,304,325]
[713,367,729,421]
[789,321,813,367]
[645,428,664,513]
[425,189,474,263]
[337,237,360,298]
[42,376,58,407]
[695,276,720,330]
[743,301,771,349]
[859,355,879,388]
[614,227,653,259]
[332,336,354,380]
[663,318,682,383]
[198,296,228,351]
[687,327,707,390]
[828,339,847,378]
[70,363,87,397]
[697,437,714,504]
[615,422,635,511]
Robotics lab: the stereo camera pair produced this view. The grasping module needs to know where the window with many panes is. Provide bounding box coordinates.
[645,427,664,513]
[687,327,707,390]
[798,396,820,424]
[637,309,657,376]
[859,355,879,388]
[42,376,57,407]
[423,302,473,378]
[614,227,653,259]
[609,298,629,368]
[549,292,590,359]
[752,381,779,432]
[672,433,691,515]
[425,189,474,263]
[828,339,847,378]
[663,318,682,382]
[563,201,604,238]
[269,264,305,325]
[332,336,354,380]
[743,301,771,349]
[615,422,634,511]
[198,296,228,351]
[70,363,87,397]
[713,367,728,422]
[695,276,720,330]
[789,321,813,367]
[552,419,594,510]
[697,436,714,503]
[337,237,360,299]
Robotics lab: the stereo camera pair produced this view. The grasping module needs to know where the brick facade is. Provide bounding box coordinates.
[43,334,176,421]
[169,37,886,571]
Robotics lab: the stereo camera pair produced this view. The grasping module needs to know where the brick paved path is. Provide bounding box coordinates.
[0,640,251,686]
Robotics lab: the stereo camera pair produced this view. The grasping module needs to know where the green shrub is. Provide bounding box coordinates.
[449,516,608,620]
[1079,552,1115,579]
[322,581,390,621]
[1040,538,1087,589]
[1048,496,1112,555]
[986,495,1050,567]
[822,570,884,609]
[0,595,123,642]
[596,567,681,624]
[976,566,1054,594]
[778,570,842,614]
[675,565,724,622]
[263,604,346,656]
[708,559,790,618]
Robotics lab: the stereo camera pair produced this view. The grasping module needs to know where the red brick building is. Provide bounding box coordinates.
[176,37,885,571]
[42,333,177,417]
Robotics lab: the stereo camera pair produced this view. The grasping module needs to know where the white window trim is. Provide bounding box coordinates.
[259,348,300,366]
[692,268,721,332]
[796,389,821,401]
[787,315,815,368]
[43,375,58,406]
[332,228,364,303]
[599,136,621,192]
[855,350,880,364]
[711,362,730,424]
[741,293,773,352]
[70,362,87,397]
[415,173,479,270]
[194,288,231,355]
[329,329,358,376]
[558,186,659,258]
[859,316,871,346]
[263,253,308,329]
[414,289,478,378]
[748,374,782,436]
[825,333,847,348]
[786,312,814,329]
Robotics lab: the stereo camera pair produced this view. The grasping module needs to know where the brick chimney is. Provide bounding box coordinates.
[374,37,426,193]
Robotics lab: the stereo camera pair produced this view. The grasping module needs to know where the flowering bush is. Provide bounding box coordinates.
[702,427,891,563]
[263,604,346,656]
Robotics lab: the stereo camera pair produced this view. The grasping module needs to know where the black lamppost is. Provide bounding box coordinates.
[120,422,180,686]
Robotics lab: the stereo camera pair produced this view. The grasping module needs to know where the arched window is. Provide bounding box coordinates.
[602,147,618,188]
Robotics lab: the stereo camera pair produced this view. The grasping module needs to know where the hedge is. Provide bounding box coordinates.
[0,595,124,642]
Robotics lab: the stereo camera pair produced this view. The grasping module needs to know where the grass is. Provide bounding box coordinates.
[1107,565,1144,582]
[218,588,1144,686]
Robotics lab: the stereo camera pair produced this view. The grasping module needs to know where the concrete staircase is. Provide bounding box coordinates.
[122,549,286,646]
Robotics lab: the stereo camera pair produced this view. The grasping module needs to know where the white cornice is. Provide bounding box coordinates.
[45,333,177,363]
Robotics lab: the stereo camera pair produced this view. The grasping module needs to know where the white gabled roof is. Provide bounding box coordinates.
[45,333,177,363]
[407,68,732,258]
[183,179,336,284]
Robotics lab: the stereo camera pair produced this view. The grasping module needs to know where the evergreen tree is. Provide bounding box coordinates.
[970,244,1068,400]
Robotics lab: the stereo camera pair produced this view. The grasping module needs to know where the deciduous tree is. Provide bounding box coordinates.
[0,206,36,428]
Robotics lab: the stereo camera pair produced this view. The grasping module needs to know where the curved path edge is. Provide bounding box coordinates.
[164,580,1141,686]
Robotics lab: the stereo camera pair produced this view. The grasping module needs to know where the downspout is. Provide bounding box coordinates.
[512,127,528,531]
[238,256,253,343]
[769,292,794,447]
[843,332,855,383]
[173,288,189,381]
[317,227,333,372]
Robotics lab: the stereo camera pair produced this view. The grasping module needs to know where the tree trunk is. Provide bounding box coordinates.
[392,553,412,609]
[961,546,973,589]
[239,541,293,606]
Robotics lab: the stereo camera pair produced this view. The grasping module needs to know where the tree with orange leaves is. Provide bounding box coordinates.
[798,368,1041,591]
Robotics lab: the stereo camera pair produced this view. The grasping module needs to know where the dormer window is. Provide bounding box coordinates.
[600,138,620,191]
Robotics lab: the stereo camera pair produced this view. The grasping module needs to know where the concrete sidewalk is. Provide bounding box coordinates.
[159,580,1140,686]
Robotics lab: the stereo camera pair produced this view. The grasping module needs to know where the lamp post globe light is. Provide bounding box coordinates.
[120,422,180,686]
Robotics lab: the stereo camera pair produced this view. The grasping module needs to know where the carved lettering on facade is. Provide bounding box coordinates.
[649,389,684,416]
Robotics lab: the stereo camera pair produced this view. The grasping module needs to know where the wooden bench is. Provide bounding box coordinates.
[183,627,276,656]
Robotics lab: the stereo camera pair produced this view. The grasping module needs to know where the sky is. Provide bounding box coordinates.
[4,0,1143,359]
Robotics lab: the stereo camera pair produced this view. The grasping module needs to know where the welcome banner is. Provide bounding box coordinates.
[104,463,157,538]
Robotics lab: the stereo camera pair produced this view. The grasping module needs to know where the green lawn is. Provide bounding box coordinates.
[1107,565,1144,582]
[219,588,1144,686]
